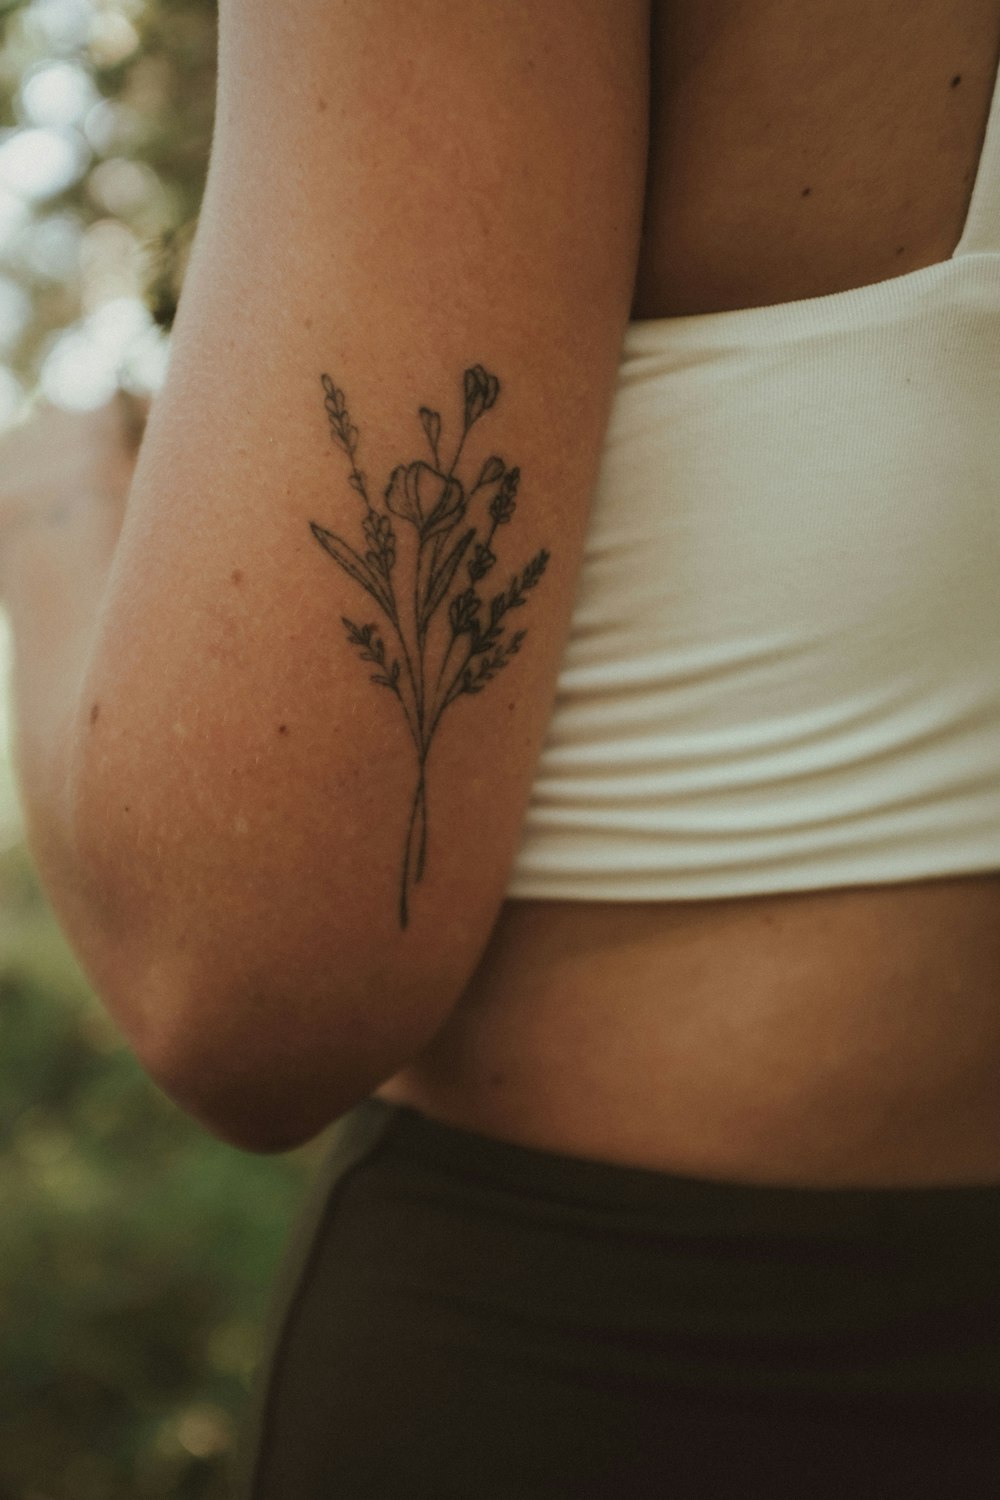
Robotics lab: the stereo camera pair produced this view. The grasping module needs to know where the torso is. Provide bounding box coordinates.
[377,0,1000,1188]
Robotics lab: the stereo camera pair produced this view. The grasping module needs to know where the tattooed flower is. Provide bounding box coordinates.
[311,367,548,931]
[467,542,496,582]
[489,466,520,525]
[463,364,500,428]
[384,461,465,539]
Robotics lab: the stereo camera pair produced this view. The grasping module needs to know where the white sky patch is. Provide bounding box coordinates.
[0,125,90,201]
[26,0,94,55]
[40,324,119,407]
[40,293,155,408]
[20,60,99,129]
[120,321,170,393]
[12,211,83,283]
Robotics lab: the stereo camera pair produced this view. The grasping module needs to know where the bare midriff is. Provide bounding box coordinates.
[377,0,1000,1189]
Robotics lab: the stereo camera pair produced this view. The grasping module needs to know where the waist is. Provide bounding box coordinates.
[377,872,1000,1188]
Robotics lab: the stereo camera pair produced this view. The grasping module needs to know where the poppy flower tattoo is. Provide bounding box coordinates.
[310,365,549,928]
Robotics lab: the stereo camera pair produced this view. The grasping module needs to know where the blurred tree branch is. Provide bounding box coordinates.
[0,0,217,405]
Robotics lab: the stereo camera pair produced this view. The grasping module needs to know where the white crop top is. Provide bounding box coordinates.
[506,65,1000,903]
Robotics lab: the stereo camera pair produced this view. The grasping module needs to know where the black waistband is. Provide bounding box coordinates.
[351,1096,1000,1242]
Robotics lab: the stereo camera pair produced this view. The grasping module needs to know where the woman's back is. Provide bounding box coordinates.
[634,0,1000,318]
[377,0,1000,1188]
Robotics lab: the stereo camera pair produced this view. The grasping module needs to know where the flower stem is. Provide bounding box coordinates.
[412,541,426,736]
[427,639,475,739]
[415,769,428,880]
[399,757,428,928]
[448,427,468,477]
[430,630,457,714]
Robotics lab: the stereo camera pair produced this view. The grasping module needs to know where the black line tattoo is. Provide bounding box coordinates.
[310,365,549,928]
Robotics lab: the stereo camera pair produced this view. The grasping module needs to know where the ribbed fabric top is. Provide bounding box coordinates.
[505,66,1000,902]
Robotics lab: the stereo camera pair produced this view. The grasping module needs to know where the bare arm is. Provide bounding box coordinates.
[6,1,650,1151]
[0,397,145,1010]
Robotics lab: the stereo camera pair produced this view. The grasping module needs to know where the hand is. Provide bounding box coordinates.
[0,392,147,568]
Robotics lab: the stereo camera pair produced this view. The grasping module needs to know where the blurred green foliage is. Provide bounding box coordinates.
[0,843,319,1499]
[0,845,318,1499]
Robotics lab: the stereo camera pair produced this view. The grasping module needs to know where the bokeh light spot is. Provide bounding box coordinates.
[0,275,32,352]
[0,125,90,201]
[20,60,99,129]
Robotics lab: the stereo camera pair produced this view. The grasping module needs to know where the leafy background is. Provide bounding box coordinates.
[0,4,319,1496]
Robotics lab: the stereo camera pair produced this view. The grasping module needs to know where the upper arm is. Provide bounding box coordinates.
[72,0,649,1146]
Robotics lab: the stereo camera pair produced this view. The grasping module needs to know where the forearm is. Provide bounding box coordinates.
[1,421,136,1028]
[4,489,118,765]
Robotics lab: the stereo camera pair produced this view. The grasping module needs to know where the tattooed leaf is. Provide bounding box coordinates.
[467,543,496,582]
[489,466,520,525]
[523,547,550,587]
[342,617,389,670]
[422,526,475,624]
[476,455,505,489]
[322,376,351,444]
[507,547,550,609]
[461,634,524,695]
[449,587,481,635]
[419,407,441,456]
[362,509,396,575]
[311,523,392,612]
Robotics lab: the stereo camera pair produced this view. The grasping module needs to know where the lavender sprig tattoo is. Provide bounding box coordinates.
[310,365,549,928]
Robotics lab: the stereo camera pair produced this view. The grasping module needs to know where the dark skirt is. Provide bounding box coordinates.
[233,1097,1000,1498]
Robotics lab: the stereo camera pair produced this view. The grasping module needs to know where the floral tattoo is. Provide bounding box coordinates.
[310,365,549,928]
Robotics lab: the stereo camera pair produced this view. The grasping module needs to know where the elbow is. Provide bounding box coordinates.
[139,1013,379,1155]
[151,1073,341,1154]
[124,959,440,1155]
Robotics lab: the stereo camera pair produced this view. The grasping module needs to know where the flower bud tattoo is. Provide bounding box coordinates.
[310,366,549,928]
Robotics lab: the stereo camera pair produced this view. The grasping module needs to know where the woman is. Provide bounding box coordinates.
[3,0,1000,1493]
